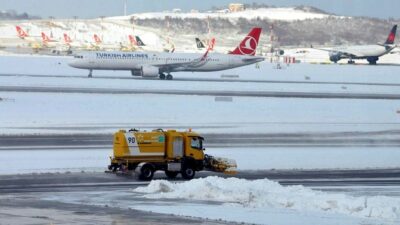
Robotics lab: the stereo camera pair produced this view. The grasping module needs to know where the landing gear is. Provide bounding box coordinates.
[367,57,378,65]
[159,73,173,80]
[347,59,355,64]
[88,69,93,78]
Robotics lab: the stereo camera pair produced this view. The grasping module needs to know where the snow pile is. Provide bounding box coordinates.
[134,176,400,220]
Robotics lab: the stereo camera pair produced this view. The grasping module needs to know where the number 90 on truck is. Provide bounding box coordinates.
[107,129,237,181]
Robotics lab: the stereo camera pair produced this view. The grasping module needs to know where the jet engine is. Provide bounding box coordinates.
[329,51,342,63]
[140,66,159,77]
[367,56,379,65]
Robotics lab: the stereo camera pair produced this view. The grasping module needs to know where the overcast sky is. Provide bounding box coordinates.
[1,0,399,19]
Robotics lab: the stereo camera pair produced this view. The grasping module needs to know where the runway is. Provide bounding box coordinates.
[2,85,400,100]
[2,72,400,87]
[1,169,400,195]
[1,130,400,148]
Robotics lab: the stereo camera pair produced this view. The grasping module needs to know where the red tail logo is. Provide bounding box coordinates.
[128,35,137,46]
[93,34,102,44]
[64,33,72,44]
[230,27,262,56]
[41,32,51,43]
[16,26,28,38]
[385,25,397,45]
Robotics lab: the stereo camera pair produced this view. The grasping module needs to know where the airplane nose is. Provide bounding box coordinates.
[68,60,79,68]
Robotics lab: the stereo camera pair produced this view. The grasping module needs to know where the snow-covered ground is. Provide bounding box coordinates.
[43,176,400,225]
[1,55,400,135]
[0,52,399,225]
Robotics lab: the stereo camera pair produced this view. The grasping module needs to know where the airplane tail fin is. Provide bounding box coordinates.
[41,32,51,43]
[196,38,205,49]
[64,33,72,44]
[128,35,137,46]
[16,26,28,38]
[229,27,262,56]
[385,25,397,45]
[93,34,102,44]
[135,36,145,46]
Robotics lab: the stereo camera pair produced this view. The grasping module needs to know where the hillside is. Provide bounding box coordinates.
[114,7,399,46]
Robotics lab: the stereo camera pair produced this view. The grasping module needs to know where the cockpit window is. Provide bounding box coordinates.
[191,137,203,150]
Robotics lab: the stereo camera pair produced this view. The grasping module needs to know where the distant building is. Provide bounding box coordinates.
[229,3,245,12]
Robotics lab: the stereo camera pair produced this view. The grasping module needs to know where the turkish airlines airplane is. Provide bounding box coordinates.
[41,32,59,48]
[15,26,42,49]
[325,25,397,65]
[69,27,264,79]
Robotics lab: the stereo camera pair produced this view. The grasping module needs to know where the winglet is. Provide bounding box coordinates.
[229,27,262,56]
[208,38,216,51]
[385,25,397,45]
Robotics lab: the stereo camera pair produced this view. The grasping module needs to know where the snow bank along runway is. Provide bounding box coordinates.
[1,171,400,225]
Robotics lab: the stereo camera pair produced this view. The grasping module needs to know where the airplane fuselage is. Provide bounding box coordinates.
[333,44,395,59]
[69,51,265,73]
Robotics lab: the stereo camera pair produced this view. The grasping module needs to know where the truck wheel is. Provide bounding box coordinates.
[165,171,179,179]
[181,167,195,180]
[138,164,154,181]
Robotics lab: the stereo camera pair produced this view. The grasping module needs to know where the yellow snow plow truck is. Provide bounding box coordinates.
[107,129,237,180]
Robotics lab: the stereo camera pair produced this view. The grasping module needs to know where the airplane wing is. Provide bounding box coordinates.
[316,47,362,58]
[156,47,211,71]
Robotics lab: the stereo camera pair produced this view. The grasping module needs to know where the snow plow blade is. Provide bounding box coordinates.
[204,155,237,174]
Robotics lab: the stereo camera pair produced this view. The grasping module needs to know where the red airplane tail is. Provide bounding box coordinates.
[16,26,28,38]
[229,27,262,56]
[64,33,72,44]
[93,34,102,44]
[41,32,51,43]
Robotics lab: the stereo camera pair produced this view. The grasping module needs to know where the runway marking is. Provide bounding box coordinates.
[2,72,400,87]
[1,85,400,100]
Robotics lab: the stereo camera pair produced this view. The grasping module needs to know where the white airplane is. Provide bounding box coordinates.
[69,27,264,79]
[325,25,397,65]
